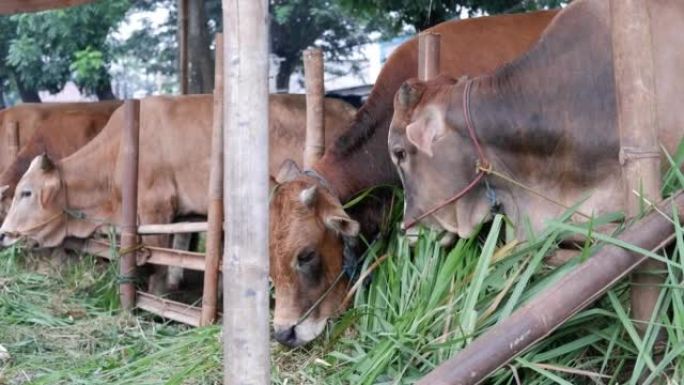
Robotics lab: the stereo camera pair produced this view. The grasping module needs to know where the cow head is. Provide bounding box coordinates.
[0,154,67,248]
[270,159,360,347]
[389,77,493,238]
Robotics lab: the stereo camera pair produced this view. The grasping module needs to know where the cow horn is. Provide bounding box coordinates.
[299,185,318,208]
[40,154,55,172]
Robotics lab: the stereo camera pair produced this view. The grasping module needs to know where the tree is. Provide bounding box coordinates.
[270,0,368,91]
[340,0,568,35]
[117,0,216,95]
[4,0,130,102]
[186,0,214,93]
[0,17,18,106]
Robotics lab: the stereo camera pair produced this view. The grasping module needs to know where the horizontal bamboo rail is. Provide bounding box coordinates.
[138,222,208,234]
[136,291,202,326]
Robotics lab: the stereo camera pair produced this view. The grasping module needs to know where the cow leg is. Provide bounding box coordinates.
[168,233,193,290]
[139,209,174,296]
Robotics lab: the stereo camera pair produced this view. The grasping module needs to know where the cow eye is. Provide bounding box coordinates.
[393,147,406,163]
[297,249,317,265]
[20,190,31,198]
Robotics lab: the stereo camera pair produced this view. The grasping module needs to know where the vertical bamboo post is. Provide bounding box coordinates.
[120,99,140,311]
[303,47,325,168]
[222,0,269,384]
[6,120,19,162]
[178,0,189,95]
[609,0,663,334]
[418,32,441,81]
[200,33,224,327]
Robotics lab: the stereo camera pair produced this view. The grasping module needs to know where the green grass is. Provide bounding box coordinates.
[1,150,683,384]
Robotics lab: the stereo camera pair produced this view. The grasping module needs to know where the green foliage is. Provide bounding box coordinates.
[269,0,370,89]
[70,47,106,94]
[1,0,129,99]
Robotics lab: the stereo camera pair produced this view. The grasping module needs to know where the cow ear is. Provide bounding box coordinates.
[39,178,60,208]
[275,159,301,184]
[406,111,445,157]
[324,207,360,237]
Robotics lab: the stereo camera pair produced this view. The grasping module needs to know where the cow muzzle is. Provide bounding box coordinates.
[273,317,328,348]
[0,231,20,247]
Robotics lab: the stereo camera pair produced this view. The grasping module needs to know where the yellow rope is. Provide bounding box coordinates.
[478,165,592,220]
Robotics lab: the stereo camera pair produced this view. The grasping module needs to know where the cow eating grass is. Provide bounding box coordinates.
[0,94,355,294]
[267,10,558,347]
[0,101,121,221]
[389,0,683,241]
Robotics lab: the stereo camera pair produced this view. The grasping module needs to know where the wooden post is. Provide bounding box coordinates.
[222,0,269,384]
[178,0,189,95]
[418,32,441,81]
[6,120,19,162]
[417,192,684,385]
[303,47,325,168]
[609,0,663,334]
[119,99,140,311]
[200,33,224,327]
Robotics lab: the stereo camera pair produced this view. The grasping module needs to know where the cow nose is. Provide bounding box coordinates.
[0,232,5,245]
[273,325,298,347]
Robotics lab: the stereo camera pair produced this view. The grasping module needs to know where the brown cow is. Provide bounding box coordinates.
[0,102,121,173]
[390,0,683,240]
[0,101,122,219]
[270,10,559,347]
[0,94,355,293]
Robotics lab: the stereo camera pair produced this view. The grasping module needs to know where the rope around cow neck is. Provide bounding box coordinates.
[403,79,593,230]
[403,80,489,230]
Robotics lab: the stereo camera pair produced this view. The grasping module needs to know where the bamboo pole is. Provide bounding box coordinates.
[303,47,325,168]
[137,291,202,326]
[6,120,19,162]
[201,32,224,327]
[222,0,270,384]
[418,192,684,385]
[178,0,189,95]
[138,222,208,234]
[609,0,663,334]
[418,32,441,81]
[119,99,140,311]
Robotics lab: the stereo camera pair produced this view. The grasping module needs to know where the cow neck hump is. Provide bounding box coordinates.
[469,0,619,186]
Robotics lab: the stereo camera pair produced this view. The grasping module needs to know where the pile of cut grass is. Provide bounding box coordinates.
[1,213,683,384]
[0,248,221,385]
[1,143,683,384]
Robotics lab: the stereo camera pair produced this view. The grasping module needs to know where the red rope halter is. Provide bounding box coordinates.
[403,79,490,230]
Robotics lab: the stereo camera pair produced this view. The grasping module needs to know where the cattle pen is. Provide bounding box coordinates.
[1,1,683,385]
